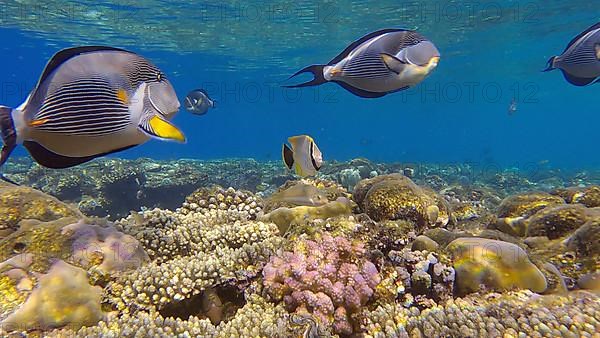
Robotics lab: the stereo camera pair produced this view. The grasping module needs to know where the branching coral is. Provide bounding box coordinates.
[263,234,381,335]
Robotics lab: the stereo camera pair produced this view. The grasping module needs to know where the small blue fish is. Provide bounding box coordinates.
[508,98,517,115]
[543,22,600,86]
[184,89,215,115]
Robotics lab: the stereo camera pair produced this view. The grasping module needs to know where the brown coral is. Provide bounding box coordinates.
[353,174,452,228]
[0,182,81,238]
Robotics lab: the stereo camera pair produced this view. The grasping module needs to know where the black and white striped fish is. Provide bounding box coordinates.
[0,46,184,176]
[283,28,440,98]
[543,22,600,86]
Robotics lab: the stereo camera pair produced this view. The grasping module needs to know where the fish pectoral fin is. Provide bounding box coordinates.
[282,144,294,169]
[139,115,186,143]
[380,53,406,75]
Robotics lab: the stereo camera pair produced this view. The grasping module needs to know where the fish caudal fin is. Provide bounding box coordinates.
[139,115,186,143]
[282,143,294,169]
[283,65,327,88]
[542,56,556,72]
[0,106,17,184]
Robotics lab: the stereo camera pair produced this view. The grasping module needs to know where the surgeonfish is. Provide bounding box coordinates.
[282,135,322,177]
[543,22,600,86]
[284,28,440,98]
[184,89,215,115]
[0,46,184,175]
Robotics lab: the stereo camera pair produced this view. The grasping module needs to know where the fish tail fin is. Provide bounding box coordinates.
[0,106,17,184]
[282,143,294,169]
[542,56,556,72]
[283,65,327,88]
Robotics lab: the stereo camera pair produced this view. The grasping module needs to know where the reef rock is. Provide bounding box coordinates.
[495,192,566,236]
[260,197,355,233]
[353,174,452,228]
[525,204,600,239]
[0,217,147,278]
[0,181,81,238]
[552,185,600,207]
[447,237,547,295]
[566,218,600,258]
[62,219,149,275]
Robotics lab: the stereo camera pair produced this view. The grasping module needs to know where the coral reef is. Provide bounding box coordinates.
[263,234,381,335]
[1,157,600,337]
[179,185,263,222]
[361,290,600,337]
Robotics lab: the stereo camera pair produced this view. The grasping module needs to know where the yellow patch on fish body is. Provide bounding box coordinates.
[28,118,49,127]
[294,162,306,177]
[116,88,129,105]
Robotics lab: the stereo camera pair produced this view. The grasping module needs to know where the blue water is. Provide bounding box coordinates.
[1,1,600,170]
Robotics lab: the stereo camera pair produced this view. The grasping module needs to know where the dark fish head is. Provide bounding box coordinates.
[146,76,180,119]
[542,56,556,72]
[184,90,211,114]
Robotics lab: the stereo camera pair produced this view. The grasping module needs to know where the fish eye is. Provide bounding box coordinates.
[156,72,163,82]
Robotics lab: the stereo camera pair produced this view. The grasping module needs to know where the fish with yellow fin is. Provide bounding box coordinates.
[282,135,322,177]
[0,46,184,180]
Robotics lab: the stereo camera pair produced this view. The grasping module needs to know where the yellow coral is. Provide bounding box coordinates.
[260,197,355,233]
[0,182,81,237]
[447,237,547,295]
[1,260,104,331]
[0,275,27,318]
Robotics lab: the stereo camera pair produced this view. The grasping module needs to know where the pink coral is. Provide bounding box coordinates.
[263,234,381,335]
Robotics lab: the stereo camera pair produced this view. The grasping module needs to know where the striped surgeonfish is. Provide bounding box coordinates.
[283,28,440,98]
[543,22,600,86]
[0,46,184,177]
[282,135,322,177]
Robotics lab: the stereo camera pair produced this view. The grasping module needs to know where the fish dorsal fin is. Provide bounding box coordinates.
[282,143,294,169]
[35,46,131,93]
[563,22,600,53]
[328,28,410,65]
